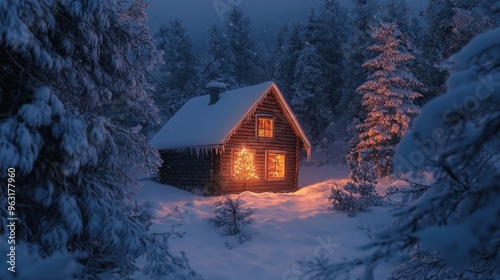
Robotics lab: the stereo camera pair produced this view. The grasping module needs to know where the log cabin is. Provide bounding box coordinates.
[149,81,311,194]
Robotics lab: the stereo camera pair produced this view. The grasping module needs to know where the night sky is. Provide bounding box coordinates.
[146,0,428,51]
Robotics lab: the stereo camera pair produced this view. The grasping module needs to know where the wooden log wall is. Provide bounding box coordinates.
[219,89,300,193]
[159,151,212,189]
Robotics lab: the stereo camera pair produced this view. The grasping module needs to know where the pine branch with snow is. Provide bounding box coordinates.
[304,26,500,280]
[0,1,198,278]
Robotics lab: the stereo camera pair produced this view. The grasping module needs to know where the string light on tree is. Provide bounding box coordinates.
[233,148,258,181]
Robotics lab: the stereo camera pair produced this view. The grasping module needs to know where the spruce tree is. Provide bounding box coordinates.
[153,19,197,122]
[349,22,422,178]
[338,0,382,122]
[421,0,496,102]
[0,0,198,278]
[304,26,500,280]
[223,6,265,85]
[314,0,348,112]
[268,24,290,90]
[269,23,304,102]
[201,24,238,88]
[291,44,330,142]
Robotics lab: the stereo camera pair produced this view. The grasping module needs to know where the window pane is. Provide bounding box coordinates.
[268,153,285,178]
[257,117,273,138]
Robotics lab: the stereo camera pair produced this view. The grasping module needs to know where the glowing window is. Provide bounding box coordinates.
[257,117,274,138]
[233,148,258,180]
[267,152,285,179]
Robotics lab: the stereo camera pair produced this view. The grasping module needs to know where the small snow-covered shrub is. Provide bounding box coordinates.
[329,158,382,217]
[144,233,202,280]
[209,196,255,246]
[328,181,381,217]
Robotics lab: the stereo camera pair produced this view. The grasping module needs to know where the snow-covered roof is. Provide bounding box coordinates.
[150,81,311,159]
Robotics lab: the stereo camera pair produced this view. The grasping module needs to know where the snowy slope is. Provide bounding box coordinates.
[136,165,393,280]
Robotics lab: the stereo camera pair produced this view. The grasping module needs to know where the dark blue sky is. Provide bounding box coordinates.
[146,0,427,52]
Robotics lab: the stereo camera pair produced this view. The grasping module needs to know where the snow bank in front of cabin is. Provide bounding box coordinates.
[135,165,393,280]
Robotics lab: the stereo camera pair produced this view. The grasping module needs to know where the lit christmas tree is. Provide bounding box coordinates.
[233,148,258,191]
[349,22,422,178]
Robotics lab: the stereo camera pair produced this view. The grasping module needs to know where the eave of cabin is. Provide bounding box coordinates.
[152,82,311,161]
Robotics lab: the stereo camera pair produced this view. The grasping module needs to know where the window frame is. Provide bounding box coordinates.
[255,114,275,139]
[231,148,258,181]
[265,150,286,180]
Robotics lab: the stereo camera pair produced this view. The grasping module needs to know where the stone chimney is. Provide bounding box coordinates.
[206,81,227,105]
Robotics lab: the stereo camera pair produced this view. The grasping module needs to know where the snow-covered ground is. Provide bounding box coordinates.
[136,165,394,280]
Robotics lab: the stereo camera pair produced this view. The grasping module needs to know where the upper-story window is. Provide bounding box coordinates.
[257,116,274,138]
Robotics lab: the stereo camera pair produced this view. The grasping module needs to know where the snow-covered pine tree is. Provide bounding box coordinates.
[382,0,420,49]
[421,0,496,103]
[223,6,266,85]
[0,1,198,278]
[337,0,381,123]
[268,24,290,91]
[349,22,422,178]
[386,26,500,280]
[307,1,352,162]
[201,24,238,88]
[302,26,500,280]
[209,196,255,237]
[291,43,330,143]
[153,19,198,122]
[313,0,348,112]
[268,23,304,102]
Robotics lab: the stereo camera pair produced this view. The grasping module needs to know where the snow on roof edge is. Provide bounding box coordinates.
[149,81,311,161]
[269,83,312,162]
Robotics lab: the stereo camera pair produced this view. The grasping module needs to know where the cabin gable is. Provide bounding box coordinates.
[219,88,300,193]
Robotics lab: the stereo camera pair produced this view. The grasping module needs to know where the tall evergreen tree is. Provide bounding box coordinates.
[268,24,290,89]
[314,0,348,112]
[421,0,496,103]
[153,19,197,121]
[0,0,198,278]
[201,24,238,88]
[349,22,422,178]
[223,6,266,85]
[303,26,500,280]
[338,0,382,122]
[269,23,304,102]
[382,0,420,48]
[269,1,349,159]
[291,44,330,142]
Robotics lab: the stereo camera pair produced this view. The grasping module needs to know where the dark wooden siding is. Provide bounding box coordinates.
[219,89,299,193]
[159,150,213,190]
